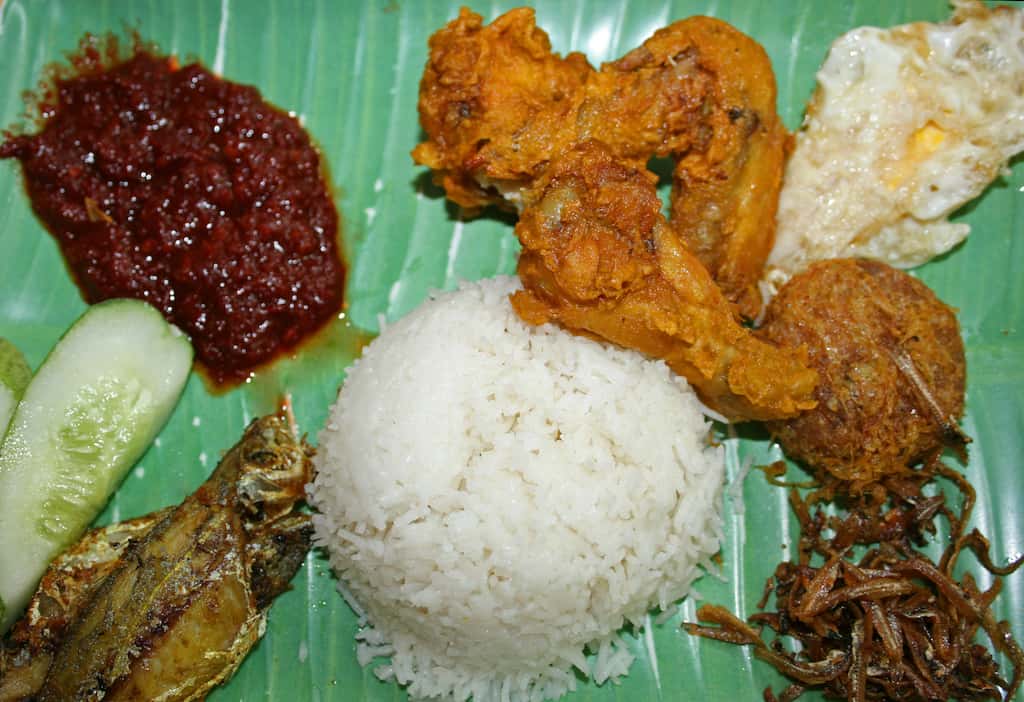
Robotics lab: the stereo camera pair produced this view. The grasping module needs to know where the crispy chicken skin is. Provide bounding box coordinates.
[412,7,592,211]
[412,7,787,317]
[512,142,816,421]
[641,20,788,319]
[414,8,813,420]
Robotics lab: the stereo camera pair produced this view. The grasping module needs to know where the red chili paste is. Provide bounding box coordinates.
[1,42,345,386]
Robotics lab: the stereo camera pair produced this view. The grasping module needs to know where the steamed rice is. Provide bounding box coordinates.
[308,276,725,701]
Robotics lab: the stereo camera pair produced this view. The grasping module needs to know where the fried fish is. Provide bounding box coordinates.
[0,414,313,702]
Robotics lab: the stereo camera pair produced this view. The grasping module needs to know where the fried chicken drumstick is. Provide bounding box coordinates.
[512,142,815,421]
[413,8,814,421]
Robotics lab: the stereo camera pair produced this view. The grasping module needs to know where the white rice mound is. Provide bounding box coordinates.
[308,276,725,702]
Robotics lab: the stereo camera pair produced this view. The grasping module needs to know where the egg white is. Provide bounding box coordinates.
[764,0,1024,296]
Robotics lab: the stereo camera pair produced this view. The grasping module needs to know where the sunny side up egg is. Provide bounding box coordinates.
[763,0,1024,296]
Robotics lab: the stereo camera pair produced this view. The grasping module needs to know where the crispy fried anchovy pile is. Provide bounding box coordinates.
[684,458,1024,701]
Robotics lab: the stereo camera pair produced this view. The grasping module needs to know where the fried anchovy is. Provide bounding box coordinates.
[683,460,1023,701]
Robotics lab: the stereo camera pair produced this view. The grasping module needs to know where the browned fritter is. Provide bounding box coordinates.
[758,259,967,484]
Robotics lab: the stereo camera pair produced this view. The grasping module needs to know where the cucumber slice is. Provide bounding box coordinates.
[0,340,32,619]
[0,338,32,440]
[0,300,192,632]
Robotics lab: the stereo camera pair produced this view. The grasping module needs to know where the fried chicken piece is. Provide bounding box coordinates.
[414,8,812,419]
[413,7,593,212]
[758,259,967,485]
[625,20,788,319]
[413,9,785,317]
[512,142,816,421]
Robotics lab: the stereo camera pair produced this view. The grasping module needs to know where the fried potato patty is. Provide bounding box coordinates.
[758,259,966,483]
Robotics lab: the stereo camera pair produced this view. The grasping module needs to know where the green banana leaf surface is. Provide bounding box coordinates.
[0,1,1020,700]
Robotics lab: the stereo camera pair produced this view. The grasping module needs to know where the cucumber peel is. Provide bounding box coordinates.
[0,300,193,633]
[0,338,31,625]
[0,337,32,440]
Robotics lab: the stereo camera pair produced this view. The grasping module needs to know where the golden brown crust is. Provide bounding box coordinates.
[615,17,788,319]
[411,7,593,212]
[415,8,813,420]
[512,143,817,422]
[758,259,967,484]
[413,9,786,316]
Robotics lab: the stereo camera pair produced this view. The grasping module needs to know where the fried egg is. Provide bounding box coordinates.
[764,0,1024,296]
